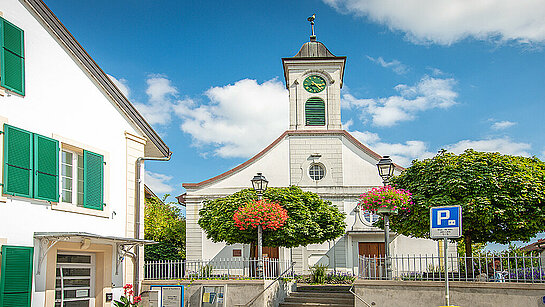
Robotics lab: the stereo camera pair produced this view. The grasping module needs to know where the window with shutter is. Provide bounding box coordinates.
[0,245,33,307]
[83,150,104,210]
[33,134,59,202]
[305,97,325,126]
[0,17,25,95]
[3,124,33,198]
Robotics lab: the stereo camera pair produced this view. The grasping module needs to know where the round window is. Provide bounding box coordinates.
[309,164,325,181]
[363,210,379,225]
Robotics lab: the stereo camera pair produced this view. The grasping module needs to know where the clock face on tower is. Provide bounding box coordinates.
[303,75,326,93]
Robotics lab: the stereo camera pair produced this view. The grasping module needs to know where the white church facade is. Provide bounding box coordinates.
[181,34,440,274]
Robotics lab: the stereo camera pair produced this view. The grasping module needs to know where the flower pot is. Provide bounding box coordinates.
[376,208,398,215]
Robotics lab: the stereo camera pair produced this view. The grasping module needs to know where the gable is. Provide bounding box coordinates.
[183,132,291,194]
[182,130,403,195]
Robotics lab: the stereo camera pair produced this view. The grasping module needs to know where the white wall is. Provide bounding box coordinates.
[192,136,290,194]
[0,0,143,246]
[341,137,383,187]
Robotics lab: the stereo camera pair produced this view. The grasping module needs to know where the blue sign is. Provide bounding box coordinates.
[430,206,462,239]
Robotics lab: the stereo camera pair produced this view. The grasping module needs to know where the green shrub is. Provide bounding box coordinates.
[311,264,328,284]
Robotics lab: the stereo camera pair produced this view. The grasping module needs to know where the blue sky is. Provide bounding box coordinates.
[44,0,545,218]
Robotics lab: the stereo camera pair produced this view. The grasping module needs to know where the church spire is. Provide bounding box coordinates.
[307,14,316,42]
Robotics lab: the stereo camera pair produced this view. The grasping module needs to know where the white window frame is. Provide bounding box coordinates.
[362,210,380,225]
[308,163,326,181]
[60,149,84,207]
[51,134,110,218]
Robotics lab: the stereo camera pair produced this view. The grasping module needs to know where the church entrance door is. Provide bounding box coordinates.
[251,246,280,277]
[358,242,385,279]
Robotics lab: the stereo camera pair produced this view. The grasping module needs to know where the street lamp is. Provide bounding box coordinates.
[251,172,268,277]
[377,155,395,185]
[376,156,394,279]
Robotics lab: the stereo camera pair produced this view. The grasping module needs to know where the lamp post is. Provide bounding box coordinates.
[376,156,395,280]
[251,172,268,277]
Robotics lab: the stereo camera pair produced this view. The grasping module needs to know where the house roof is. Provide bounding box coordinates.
[182,129,405,189]
[22,0,170,158]
[521,239,545,252]
[144,184,167,205]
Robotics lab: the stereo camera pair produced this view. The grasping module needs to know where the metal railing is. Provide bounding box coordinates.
[236,261,296,307]
[358,253,545,283]
[145,258,294,280]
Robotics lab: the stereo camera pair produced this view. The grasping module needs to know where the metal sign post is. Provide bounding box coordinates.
[430,206,462,307]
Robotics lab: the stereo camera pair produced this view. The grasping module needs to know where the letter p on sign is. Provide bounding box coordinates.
[438,210,450,226]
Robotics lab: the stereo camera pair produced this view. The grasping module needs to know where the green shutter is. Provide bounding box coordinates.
[0,245,33,307]
[3,124,33,197]
[83,150,104,210]
[0,17,25,95]
[305,97,325,126]
[33,134,59,202]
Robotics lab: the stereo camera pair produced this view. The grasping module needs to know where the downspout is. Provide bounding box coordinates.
[134,153,172,294]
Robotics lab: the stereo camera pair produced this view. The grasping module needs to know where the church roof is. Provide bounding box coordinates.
[293,37,337,58]
[182,130,405,190]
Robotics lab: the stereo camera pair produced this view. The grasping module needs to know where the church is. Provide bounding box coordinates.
[180,30,439,274]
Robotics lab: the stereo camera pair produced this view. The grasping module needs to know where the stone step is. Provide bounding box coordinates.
[289,291,353,299]
[279,302,353,307]
[284,296,353,304]
[296,285,352,293]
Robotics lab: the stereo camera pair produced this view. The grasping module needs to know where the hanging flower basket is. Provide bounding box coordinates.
[358,185,412,215]
[233,199,289,231]
[376,207,399,214]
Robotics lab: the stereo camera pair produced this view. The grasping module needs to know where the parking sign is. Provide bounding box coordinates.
[430,206,462,239]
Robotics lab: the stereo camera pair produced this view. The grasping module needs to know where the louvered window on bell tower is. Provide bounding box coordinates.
[305,97,325,126]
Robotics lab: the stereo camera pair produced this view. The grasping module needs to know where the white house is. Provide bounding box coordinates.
[0,0,171,306]
[181,34,449,274]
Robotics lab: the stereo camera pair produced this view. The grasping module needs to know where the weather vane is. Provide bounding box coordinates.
[307,14,316,38]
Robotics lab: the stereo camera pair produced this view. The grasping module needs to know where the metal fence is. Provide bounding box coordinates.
[358,253,545,283]
[145,258,294,280]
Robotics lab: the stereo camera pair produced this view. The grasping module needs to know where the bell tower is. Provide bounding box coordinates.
[282,20,346,131]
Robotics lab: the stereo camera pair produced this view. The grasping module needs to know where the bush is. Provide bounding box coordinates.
[311,264,328,284]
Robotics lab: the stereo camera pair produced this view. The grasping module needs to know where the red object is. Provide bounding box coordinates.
[233,199,288,231]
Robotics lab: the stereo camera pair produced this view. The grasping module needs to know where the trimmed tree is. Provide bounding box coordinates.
[198,186,346,252]
[144,195,186,261]
[386,149,545,256]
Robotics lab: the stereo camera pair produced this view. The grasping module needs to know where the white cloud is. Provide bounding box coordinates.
[144,171,174,194]
[367,56,409,74]
[108,74,130,98]
[491,120,516,130]
[324,0,545,45]
[174,78,289,158]
[134,76,178,126]
[347,127,532,166]
[342,76,458,126]
[348,128,434,166]
[445,138,532,156]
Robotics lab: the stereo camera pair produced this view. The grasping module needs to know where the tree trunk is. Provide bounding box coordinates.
[250,242,257,259]
[249,242,257,278]
[464,235,472,257]
[464,235,473,276]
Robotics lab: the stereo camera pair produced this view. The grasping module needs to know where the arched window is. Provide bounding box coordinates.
[305,97,325,126]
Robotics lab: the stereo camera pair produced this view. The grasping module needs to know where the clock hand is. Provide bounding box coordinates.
[312,81,324,89]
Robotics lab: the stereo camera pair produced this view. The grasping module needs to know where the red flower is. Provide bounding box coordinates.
[233,199,288,231]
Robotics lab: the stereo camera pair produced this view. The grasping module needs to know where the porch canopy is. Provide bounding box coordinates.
[34,232,156,274]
